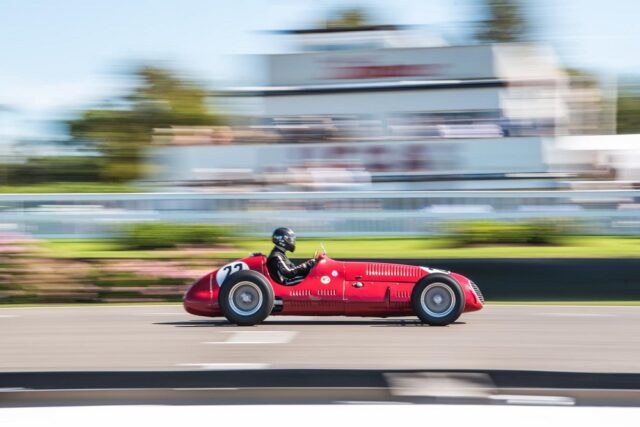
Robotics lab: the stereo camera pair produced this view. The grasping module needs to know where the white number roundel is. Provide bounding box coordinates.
[216,261,249,286]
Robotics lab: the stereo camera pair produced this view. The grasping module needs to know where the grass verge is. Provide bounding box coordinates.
[35,236,640,259]
[0,182,142,193]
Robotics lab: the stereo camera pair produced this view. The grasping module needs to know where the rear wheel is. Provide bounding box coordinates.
[412,273,465,326]
[219,270,274,326]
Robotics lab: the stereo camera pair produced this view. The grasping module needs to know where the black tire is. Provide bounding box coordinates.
[218,270,274,326]
[411,273,465,326]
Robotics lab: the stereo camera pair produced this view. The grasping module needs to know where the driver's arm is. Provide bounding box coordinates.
[273,254,316,279]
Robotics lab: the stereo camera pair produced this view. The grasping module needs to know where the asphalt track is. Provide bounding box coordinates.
[1,304,639,373]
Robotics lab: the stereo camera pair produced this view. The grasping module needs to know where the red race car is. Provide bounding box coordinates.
[184,247,484,326]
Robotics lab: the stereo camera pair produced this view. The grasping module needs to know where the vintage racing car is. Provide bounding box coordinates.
[183,247,484,326]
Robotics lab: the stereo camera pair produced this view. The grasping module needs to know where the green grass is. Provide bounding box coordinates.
[35,240,230,259]
[36,236,640,260]
[0,182,142,193]
[235,236,640,259]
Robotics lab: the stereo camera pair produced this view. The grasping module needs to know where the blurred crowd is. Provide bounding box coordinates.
[153,113,555,147]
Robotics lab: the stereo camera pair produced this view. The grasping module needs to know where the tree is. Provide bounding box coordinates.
[322,7,372,29]
[475,0,528,43]
[616,77,640,134]
[69,66,220,182]
[617,93,640,134]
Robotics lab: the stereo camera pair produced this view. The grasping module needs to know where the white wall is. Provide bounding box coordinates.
[263,88,502,116]
[148,137,547,182]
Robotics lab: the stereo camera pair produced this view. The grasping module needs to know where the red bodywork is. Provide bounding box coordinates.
[183,254,483,318]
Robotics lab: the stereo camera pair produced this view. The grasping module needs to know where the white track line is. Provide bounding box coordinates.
[490,394,576,406]
[138,313,186,316]
[535,313,614,318]
[203,331,298,345]
[177,363,269,370]
[487,304,640,309]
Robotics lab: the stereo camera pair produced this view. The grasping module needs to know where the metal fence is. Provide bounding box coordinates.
[1,190,639,238]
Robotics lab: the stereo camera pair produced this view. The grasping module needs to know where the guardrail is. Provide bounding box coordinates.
[1,190,639,237]
[1,189,639,201]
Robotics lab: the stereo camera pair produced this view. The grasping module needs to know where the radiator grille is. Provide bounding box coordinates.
[365,263,422,279]
[470,281,485,304]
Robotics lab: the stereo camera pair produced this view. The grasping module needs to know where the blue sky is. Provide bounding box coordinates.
[1,0,639,139]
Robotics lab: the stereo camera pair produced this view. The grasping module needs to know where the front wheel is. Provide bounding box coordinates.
[218,270,274,326]
[411,273,465,326]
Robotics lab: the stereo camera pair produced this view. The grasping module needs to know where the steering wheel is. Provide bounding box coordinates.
[314,243,327,260]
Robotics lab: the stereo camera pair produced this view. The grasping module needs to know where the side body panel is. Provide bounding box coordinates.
[344,261,425,316]
[273,256,345,315]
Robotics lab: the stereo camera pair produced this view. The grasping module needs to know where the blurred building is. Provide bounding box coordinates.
[148,26,618,191]
[225,26,567,139]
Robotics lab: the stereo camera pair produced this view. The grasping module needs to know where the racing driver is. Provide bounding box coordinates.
[267,227,319,286]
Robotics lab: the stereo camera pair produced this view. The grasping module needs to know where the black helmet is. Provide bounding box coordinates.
[272,227,296,252]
